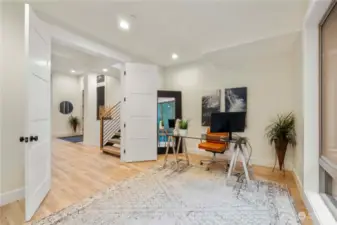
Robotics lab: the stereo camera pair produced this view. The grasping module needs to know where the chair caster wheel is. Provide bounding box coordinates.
[200,162,203,165]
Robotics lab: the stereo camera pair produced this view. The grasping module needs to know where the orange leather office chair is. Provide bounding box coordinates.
[198,128,229,171]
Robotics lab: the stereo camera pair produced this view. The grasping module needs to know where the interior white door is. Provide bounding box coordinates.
[24,4,51,221]
[123,63,159,162]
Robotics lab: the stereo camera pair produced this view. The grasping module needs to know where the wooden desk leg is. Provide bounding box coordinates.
[162,136,171,168]
[183,138,190,165]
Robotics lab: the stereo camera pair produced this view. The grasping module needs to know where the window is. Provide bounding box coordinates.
[320,0,337,219]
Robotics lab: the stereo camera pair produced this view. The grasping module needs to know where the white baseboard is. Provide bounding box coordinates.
[292,170,303,196]
[0,187,24,207]
[303,191,336,225]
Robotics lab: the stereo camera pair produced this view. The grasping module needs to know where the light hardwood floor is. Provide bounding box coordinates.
[0,140,312,225]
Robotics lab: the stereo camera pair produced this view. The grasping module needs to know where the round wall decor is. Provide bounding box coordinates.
[59,101,73,114]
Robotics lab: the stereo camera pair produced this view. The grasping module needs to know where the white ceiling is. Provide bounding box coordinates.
[203,31,301,66]
[32,0,308,67]
[51,42,121,77]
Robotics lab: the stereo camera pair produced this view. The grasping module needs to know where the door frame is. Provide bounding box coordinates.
[157,90,182,154]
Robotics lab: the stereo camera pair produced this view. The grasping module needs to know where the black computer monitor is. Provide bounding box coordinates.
[210,112,246,140]
[168,119,176,128]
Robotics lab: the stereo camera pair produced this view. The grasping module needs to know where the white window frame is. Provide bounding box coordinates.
[304,0,337,224]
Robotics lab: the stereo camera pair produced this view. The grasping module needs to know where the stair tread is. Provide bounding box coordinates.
[102,146,120,156]
[108,138,121,144]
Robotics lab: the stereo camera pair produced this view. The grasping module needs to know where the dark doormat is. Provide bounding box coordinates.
[58,135,83,143]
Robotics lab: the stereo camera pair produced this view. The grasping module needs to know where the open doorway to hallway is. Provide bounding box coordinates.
[50,41,122,147]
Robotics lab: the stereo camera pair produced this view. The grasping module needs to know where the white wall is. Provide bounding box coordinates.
[164,44,302,170]
[0,1,3,197]
[51,73,82,136]
[0,3,25,205]
[105,75,121,107]
[83,74,100,146]
[292,37,304,185]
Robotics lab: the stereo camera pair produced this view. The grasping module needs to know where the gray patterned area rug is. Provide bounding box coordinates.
[32,165,300,225]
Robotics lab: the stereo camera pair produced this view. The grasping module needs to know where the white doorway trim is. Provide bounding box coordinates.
[50,24,129,63]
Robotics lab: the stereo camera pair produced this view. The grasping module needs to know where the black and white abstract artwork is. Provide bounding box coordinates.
[202,92,220,126]
[225,87,247,112]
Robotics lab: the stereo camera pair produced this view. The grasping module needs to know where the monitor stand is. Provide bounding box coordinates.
[228,132,232,141]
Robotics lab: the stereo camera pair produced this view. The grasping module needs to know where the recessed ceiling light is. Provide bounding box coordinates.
[119,20,130,30]
[71,70,76,73]
[172,53,179,60]
[102,68,108,72]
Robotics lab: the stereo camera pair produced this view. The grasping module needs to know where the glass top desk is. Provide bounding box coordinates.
[160,132,251,181]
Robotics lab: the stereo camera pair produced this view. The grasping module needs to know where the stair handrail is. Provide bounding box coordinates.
[100,101,121,119]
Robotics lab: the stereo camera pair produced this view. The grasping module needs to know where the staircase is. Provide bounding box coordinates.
[100,102,121,157]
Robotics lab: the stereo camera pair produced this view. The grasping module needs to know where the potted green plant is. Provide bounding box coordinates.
[159,120,164,130]
[179,119,189,136]
[265,112,296,171]
[68,115,80,134]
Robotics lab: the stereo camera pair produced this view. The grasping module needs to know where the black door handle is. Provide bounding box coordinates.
[30,136,38,142]
[19,137,29,143]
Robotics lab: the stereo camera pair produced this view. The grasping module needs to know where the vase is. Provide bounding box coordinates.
[275,139,288,171]
[72,124,77,134]
[179,129,188,136]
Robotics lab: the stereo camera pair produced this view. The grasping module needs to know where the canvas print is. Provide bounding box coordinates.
[225,87,247,112]
[97,75,105,83]
[202,93,220,126]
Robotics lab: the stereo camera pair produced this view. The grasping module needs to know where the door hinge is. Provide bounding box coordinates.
[124,71,126,75]
[124,97,126,102]
[124,149,126,154]
[124,123,126,128]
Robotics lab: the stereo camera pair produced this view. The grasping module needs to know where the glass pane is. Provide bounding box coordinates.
[320,167,337,219]
[321,4,337,164]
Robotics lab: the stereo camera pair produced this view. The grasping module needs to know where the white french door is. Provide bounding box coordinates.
[24,4,52,221]
[122,63,159,162]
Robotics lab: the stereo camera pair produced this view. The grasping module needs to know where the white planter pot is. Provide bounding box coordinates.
[179,129,188,136]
